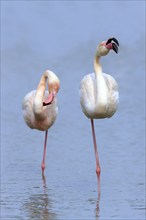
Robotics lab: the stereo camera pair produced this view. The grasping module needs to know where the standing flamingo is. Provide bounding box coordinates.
[79,37,119,194]
[22,70,60,173]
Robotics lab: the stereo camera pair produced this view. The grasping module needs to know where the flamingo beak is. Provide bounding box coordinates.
[43,93,54,106]
[106,37,119,53]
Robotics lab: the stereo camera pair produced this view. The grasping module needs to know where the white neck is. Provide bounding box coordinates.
[94,53,102,75]
[93,53,108,109]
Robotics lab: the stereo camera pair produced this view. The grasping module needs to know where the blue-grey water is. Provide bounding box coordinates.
[1,1,145,220]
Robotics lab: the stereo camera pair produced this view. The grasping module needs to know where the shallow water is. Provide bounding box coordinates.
[1,1,145,220]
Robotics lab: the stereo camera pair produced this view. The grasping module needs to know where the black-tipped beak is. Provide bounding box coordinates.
[112,38,119,46]
[106,37,119,46]
[112,43,118,53]
[106,37,119,53]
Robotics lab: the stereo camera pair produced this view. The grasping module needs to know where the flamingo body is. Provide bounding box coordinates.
[22,90,58,131]
[80,72,119,119]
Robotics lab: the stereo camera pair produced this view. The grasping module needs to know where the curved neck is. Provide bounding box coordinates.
[33,70,59,118]
[94,53,102,75]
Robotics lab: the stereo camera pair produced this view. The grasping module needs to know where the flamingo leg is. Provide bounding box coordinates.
[91,119,101,195]
[41,130,48,173]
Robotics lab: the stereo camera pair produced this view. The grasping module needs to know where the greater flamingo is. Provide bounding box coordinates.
[79,37,119,194]
[22,70,60,173]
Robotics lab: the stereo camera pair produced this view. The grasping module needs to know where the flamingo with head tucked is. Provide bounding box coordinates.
[79,37,119,194]
[22,70,60,173]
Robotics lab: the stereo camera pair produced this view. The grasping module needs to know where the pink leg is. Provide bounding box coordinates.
[41,130,48,173]
[91,119,101,195]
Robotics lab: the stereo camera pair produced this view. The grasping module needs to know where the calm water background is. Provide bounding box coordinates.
[1,1,145,220]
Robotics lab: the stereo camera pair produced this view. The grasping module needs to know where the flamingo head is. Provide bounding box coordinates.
[44,70,60,94]
[96,37,119,56]
[49,77,60,95]
[43,70,60,106]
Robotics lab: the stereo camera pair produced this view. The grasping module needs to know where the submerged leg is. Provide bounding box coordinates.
[41,130,48,173]
[91,119,101,195]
